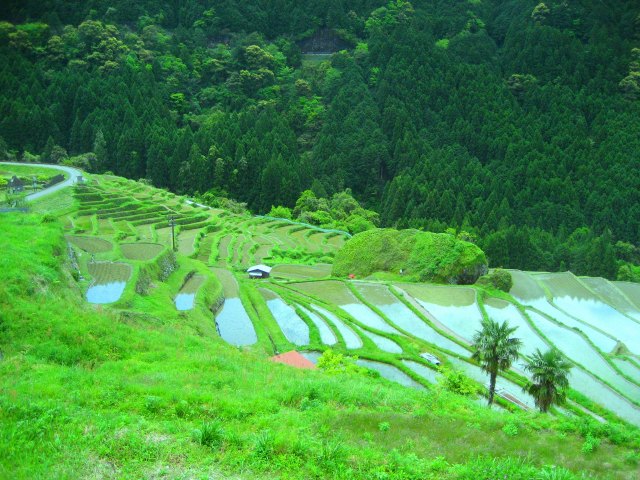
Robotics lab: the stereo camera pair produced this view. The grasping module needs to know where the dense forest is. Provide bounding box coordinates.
[1,0,639,280]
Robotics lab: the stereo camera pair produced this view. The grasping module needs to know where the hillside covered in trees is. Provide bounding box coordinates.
[1,0,640,279]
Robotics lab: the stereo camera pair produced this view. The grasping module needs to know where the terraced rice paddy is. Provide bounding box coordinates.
[355,359,424,389]
[177,228,201,256]
[66,235,113,254]
[175,274,206,311]
[309,305,363,349]
[532,273,640,354]
[291,281,400,334]
[358,328,402,353]
[65,178,640,426]
[400,284,482,343]
[484,298,549,357]
[271,264,332,279]
[614,281,640,310]
[582,278,640,322]
[86,262,131,304]
[355,283,470,356]
[298,305,337,345]
[525,310,640,400]
[402,360,439,384]
[261,289,310,346]
[120,242,164,261]
[211,268,257,346]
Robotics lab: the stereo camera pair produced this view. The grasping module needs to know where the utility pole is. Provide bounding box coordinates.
[168,215,176,251]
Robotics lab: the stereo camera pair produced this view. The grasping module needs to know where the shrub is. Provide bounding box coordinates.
[378,422,390,432]
[333,228,488,284]
[267,205,292,219]
[317,349,366,375]
[475,268,513,292]
[437,368,478,396]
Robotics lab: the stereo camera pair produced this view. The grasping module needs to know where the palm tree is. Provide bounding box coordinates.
[524,348,572,413]
[472,318,522,406]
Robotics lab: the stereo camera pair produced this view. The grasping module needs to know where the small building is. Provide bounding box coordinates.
[420,352,441,366]
[8,176,24,193]
[270,351,317,370]
[247,264,272,279]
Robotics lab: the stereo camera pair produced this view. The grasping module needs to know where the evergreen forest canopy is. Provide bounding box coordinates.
[1,0,640,280]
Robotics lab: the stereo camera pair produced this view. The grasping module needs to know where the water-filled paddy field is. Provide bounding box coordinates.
[261,289,310,346]
[355,283,470,356]
[399,283,482,342]
[174,274,205,311]
[211,268,257,346]
[355,359,424,389]
[309,305,363,349]
[86,262,131,304]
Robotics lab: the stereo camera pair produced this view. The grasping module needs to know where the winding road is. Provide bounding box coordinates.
[1,162,84,201]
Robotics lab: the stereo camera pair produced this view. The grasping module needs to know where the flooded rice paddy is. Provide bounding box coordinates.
[174,274,205,311]
[358,328,402,353]
[298,305,337,345]
[211,268,257,346]
[484,298,549,357]
[86,262,131,304]
[355,359,424,389]
[309,305,363,349]
[402,360,439,384]
[400,284,482,342]
[261,289,310,346]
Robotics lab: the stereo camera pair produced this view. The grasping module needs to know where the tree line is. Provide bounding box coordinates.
[1,0,639,280]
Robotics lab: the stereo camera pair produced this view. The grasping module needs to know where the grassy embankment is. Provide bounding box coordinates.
[1,196,640,478]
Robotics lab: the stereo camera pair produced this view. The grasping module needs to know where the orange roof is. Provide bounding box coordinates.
[269,351,317,369]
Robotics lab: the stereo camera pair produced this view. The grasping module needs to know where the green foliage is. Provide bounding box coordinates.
[333,228,488,284]
[316,349,365,375]
[378,421,391,432]
[476,268,513,292]
[437,368,478,397]
[267,205,292,220]
[502,422,519,437]
[472,318,522,406]
[193,420,225,449]
[581,434,601,454]
[524,349,572,413]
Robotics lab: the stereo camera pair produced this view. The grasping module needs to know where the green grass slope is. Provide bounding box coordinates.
[2,212,640,479]
[333,228,488,284]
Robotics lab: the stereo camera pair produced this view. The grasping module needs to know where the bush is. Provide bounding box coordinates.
[436,368,478,396]
[267,205,292,219]
[476,268,513,292]
[317,349,366,375]
[333,228,488,284]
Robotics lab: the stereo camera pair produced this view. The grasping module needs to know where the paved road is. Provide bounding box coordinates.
[1,162,84,201]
